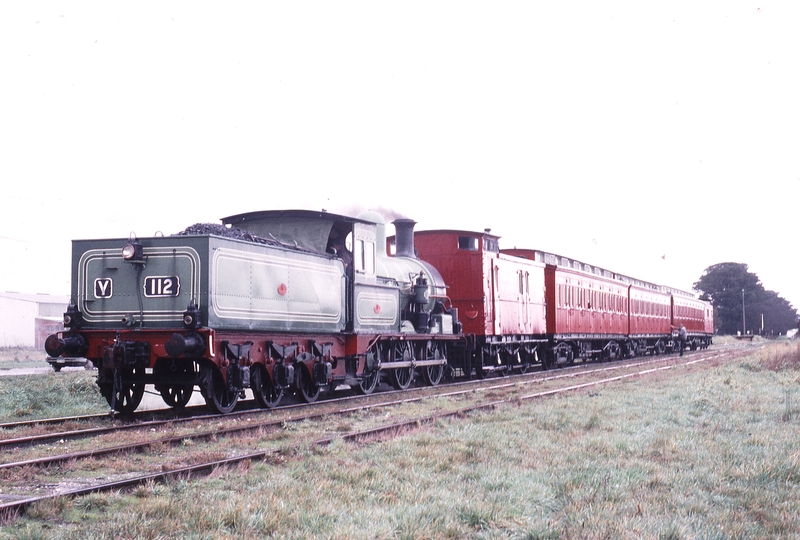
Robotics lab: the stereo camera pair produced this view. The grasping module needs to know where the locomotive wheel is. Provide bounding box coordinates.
[101,368,145,414]
[202,366,239,414]
[391,341,415,390]
[298,366,320,403]
[423,364,444,386]
[391,367,414,390]
[159,384,194,409]
[252,365,284,408]
[358,369,380,394]
[422,342,445,386]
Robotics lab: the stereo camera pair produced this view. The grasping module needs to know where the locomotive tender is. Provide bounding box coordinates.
[45,209,713,414]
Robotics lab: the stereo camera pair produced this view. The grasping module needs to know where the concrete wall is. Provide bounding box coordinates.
[0,293,69,348]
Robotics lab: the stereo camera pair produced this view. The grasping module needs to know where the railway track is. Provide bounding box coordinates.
[0,343,760,517]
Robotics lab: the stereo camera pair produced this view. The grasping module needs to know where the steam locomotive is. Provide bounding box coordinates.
[45,209,712,414]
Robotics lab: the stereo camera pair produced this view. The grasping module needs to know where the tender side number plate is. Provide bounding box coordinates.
[95,278,113,298]
[144,276,180,297]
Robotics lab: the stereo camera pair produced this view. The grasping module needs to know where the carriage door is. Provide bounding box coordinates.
[491,262,500,335]
[519,270,530,332]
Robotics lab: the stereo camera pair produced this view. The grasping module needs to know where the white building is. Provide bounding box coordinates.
[0,292,70,348]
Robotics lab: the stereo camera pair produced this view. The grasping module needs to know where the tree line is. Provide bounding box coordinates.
[693,262,797,336]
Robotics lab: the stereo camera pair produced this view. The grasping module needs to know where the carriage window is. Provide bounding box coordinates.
[458,236,479,251]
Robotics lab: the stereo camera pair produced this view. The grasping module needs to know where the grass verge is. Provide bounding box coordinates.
[0,347,49,370]
[2,341,800,538]
[0,372,103,421]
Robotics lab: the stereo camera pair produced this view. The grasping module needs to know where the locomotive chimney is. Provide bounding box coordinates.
[393,218,417,258]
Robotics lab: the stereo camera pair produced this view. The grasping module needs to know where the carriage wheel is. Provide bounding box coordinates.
[542,352,554,370]
[202,366,239,414]
[475,349,486,379]
[553,342,574,366]
[463,350,474,379]
[518,351,534,373]
[252,365,284,408]
[298,365,320,403]
[605,341,621,361]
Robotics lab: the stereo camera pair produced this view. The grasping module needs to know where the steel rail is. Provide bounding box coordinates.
[0,346,749,516]
[0,347,730,469]
[0,347,696,450]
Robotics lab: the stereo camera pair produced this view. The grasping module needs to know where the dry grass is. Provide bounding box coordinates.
[758,340,800,372]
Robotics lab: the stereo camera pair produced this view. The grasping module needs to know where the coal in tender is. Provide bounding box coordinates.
[174,223,277,246]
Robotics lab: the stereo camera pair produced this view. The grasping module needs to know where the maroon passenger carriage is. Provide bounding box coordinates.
[669,288,715,350]
[625,277,673,356]
[407,228,713,375]
[506,249,634,366]
[408,229,548,377]
[502,248,712,363]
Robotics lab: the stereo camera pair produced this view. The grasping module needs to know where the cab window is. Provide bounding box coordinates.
[355,239,375,275]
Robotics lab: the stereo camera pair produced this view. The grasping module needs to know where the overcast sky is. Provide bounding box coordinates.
[2,2,799,317]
